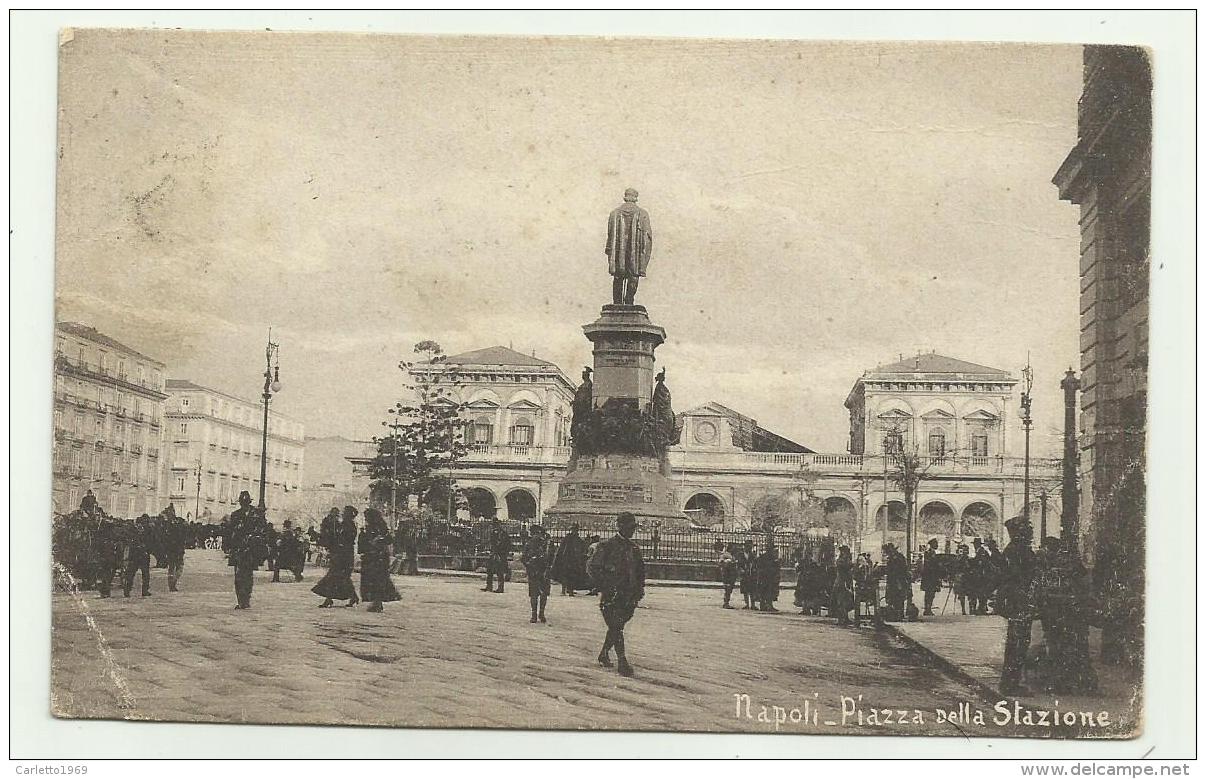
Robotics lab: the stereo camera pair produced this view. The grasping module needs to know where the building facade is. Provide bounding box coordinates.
[52,322,168,517]
[1053,45,1150,667]
[163,379,305,524]
[295,435,372,530]
[347,347,1058,557]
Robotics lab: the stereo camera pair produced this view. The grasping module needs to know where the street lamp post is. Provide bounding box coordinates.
[1038,486,1049,540]
[1059,368,1081,544]
[258,331,282,511]
[194,458,202,523]
[1020,360,1034,529]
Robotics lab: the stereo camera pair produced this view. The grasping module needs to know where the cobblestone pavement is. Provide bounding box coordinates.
[53,551,1058,737]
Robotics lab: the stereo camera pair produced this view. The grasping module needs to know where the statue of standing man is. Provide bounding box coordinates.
[605,188,653,305]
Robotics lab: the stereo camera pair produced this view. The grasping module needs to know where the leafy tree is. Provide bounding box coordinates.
[369,341,468,520]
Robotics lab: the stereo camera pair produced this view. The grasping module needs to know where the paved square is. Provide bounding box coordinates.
[53,550,1037,736]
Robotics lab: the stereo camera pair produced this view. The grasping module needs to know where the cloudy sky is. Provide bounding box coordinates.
[56,31,1083,454]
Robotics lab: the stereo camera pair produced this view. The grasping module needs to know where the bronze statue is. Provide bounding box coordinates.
[605,188,653,305]
[651,369,682,448]
[569,367,595,453]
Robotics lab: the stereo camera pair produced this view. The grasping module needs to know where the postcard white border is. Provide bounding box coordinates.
[8,8,1196,761]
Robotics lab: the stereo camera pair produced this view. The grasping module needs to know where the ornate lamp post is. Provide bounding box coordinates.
[258,332,282,511]
[1059,368,1081,544]
[1020,360,1034,528]
[194,457,202,522]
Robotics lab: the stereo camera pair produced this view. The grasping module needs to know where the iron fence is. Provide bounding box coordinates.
[407,518,831,564]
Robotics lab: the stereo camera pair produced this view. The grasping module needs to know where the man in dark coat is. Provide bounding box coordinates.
[718,544,739,609]
[160,504,188,592]
[753,539,781,612]
[521,524,556,624]
[588,512,646,677]
[552,525,586,595]
[984,537,1003,614]
[272,519,305,582]
[1029,537,1099,694]
[920,538,943,616]
[737,540,757,610]
[121,515,154,598]
[483,516,511,594]
[263,523,280,577]
[224,491,269,610]
[877,544,911,621]
[998,517,1038,694]
[968,537,991,615]
[91,512,120,598]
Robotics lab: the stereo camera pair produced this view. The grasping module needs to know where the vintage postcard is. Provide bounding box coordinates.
[48,29,1150,739]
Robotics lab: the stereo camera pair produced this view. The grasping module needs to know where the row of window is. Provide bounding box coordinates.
[883,431,991,457]
[173,423,301,468]
[467,421,536,446]
[55,376,163,420]
[56,446,159,487]
[176,395,302,439]
[56,338,163,391]
[171,473,297,501]
[869,383,1001,393]
[55,410,159,452]
[464,417,571,447]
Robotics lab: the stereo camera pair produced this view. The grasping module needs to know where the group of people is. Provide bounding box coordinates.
[716,540,783,612]
[52,491,190,597]
[217,496,408,613]
[477,515,645,677]
[480,519,605,598]
[721,538,914,626]
[52,489,322,602]
[997,518,1099,695]
[56,490,1095,691]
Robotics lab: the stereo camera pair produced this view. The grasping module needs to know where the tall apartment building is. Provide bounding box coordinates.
[163,379,305,524]
[52,322,168,517]
[1053,45,1150,668]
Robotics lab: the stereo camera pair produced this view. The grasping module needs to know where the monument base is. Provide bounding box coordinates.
[543,452,691,532]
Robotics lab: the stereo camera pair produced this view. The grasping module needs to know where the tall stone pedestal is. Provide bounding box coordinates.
[545,305,690,531]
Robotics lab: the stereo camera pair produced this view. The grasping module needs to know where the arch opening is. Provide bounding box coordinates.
[960,501,999,542]
[463,487,497,520]
[684,492,725,528]
[505,489,538,523]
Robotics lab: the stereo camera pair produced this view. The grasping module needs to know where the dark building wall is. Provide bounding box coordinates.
[1053,45,1150,669]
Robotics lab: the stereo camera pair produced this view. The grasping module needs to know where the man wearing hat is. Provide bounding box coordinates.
[225,491,269,609]
[483,516,511,594]
[521,524,556,624]
[920,538,943,616]
[588,512,646,677]
[878,543,911,622]
[998,517,1038,694]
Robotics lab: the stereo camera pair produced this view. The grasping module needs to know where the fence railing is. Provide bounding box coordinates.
[409,518,829,565]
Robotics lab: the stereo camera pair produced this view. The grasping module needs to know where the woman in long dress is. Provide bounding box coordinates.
[358,508,401,613]
[829,545,855,626]
[312,505,360,608]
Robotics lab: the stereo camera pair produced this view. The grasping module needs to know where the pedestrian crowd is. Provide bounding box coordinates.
[53,490,195,597]
[54,492,1096,693]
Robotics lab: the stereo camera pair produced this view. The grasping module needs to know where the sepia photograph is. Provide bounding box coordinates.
[16,11,1193,761]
